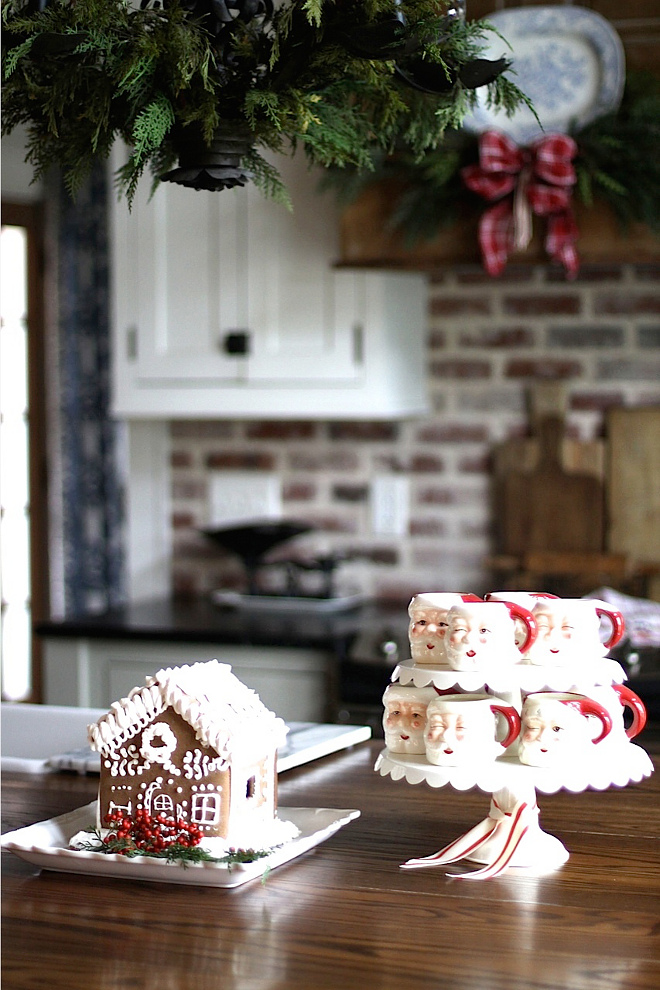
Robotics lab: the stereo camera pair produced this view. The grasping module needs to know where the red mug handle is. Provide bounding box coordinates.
[596,605,625,649]
[613,684,647,739]
[490,703,522,749]
[504,603,537,654]
[461,594,483,602]
[562,696,613,744]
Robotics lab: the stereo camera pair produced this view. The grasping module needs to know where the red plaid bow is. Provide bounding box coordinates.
[462,130,579,278]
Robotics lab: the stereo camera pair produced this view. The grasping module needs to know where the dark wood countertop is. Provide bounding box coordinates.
[3,733,659,990]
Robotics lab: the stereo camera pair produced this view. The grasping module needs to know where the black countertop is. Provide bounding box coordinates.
[34,596,660,717]
[34,596,407,654]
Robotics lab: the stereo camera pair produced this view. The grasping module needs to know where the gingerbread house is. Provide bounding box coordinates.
[88,660,290,847]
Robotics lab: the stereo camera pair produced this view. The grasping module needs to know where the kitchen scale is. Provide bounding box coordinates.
[202,519,365,612]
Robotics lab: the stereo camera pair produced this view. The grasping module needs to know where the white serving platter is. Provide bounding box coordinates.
[1,802,360,887]
[462,5,625,144]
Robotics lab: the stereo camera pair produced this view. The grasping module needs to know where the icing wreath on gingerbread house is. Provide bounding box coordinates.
[87,660,298,851]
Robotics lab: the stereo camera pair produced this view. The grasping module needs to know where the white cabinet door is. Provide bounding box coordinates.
[112,153,253,389]
[110,145,428,418]
[243,155,362,385]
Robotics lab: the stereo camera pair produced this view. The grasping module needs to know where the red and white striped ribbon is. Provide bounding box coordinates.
[400,796,539,880]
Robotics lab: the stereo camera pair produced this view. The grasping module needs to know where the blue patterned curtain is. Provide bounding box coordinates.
[55,162,125,615]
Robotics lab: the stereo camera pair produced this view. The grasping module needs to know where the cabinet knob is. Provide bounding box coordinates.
[126,326,138,360]
[222,331,251,356]
[352,323,364,364]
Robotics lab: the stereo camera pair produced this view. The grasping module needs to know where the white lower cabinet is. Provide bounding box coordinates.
[110,146,428,418]
[42,639,333,723]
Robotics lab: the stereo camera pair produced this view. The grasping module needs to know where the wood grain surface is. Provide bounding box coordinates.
[3,732,659,990]
[495,416,606,557]
[338,181,660,270]
[607,407,660,570]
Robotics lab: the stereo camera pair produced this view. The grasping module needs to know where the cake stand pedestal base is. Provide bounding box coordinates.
[401,783,569,880]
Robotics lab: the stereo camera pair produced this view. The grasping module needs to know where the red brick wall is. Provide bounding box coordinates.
[170,262,660,602]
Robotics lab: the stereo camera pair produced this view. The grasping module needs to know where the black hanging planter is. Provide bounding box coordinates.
[161,122,255,191]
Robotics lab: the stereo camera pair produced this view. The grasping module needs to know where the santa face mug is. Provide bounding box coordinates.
[486,591,559,606]
[518,692,613,768]
[382,683,441,755]
[424,693,521,767]
[485,591,559,648]
[407,592,482,666]
[588,684,647,745]
[444,601,537,672]
[523,598,625,666]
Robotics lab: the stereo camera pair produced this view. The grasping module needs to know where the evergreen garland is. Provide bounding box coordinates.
[325,71,660,245]
[2,0,534,205]
[574,72,660,232]
[76,811,273,870]
[78,828,272,868]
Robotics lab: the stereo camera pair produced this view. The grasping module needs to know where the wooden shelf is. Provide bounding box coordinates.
[338,179,660,271]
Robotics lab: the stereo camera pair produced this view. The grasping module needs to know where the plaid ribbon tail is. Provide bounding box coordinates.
[478,200,513,276]
[546,209,580,278]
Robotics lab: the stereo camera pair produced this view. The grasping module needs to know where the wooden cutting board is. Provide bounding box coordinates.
[607,406,660,569]
[494,416,605,556]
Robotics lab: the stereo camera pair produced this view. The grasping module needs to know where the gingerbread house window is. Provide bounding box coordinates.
[191,793,221,825]
[153,793,174,814]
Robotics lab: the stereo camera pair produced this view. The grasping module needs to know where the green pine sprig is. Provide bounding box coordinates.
[244,148,292,207]
[574,72,660,232]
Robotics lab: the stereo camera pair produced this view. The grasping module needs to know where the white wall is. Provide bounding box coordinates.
[1,127,44,202]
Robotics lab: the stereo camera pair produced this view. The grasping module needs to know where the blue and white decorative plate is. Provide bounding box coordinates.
[462,5,625,144]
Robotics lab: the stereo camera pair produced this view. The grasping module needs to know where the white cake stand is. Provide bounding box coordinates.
[393,656,628,696]
[376,661,654,880]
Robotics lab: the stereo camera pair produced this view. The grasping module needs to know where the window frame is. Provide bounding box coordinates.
[1,201,49,702]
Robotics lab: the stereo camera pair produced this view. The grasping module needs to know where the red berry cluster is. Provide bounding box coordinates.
[103,808,203,854]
